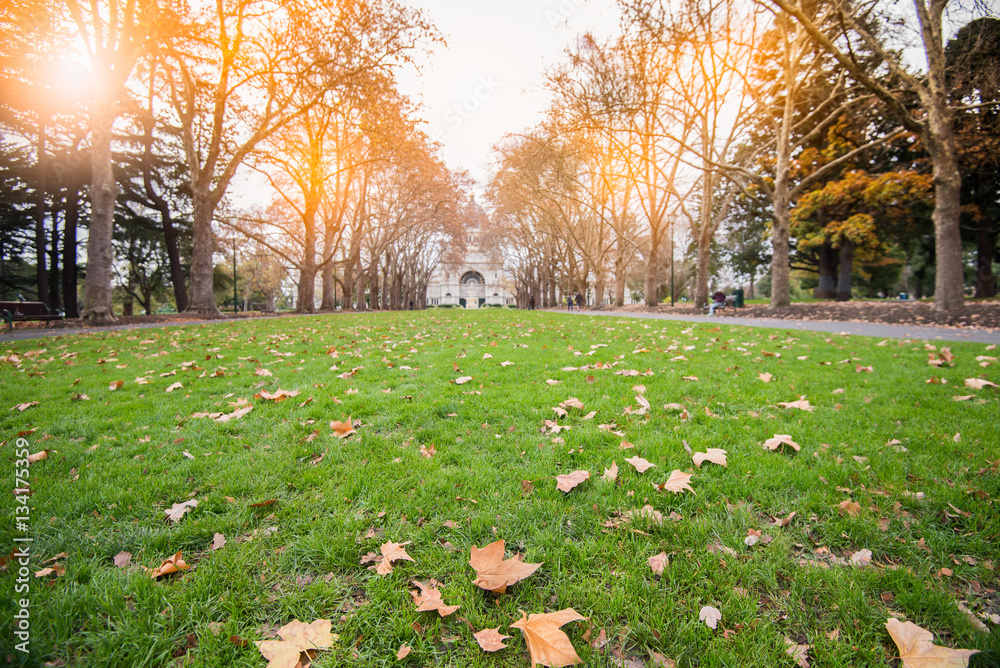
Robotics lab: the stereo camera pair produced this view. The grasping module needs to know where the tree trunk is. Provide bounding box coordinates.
[35,116,48,306]
[924,121,965,313]
[48,208,60,310]
[142,120,188,312]
[835,239,854,301]
[62,187,79,318]
[644,238,660,307]
[320,230,336,310]
[82,99,117,322]
[296,260,317,313]
[975,224,996,298]
[770,208,791,308]
[694,233,711,308]
[186,198,221,315]
[816,241,836,298]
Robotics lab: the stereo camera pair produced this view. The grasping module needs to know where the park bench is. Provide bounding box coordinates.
[249,302,275,313]
[1,301,64,329]
[701,296,736,315]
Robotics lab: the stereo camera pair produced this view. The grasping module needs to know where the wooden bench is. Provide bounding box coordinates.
[702,296,736,315]
[249,302,275,313]
[0,301,64,329]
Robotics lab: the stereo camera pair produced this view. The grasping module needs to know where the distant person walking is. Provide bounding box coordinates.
[529,295,535,310]
[567,295,573,311]
[575,293,583,309]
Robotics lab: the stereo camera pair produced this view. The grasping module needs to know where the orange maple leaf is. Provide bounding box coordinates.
[763,434,801,452]
[469,539,542,593]
[655,470,694,494]
[410,579,460,616]
[255,619,333,668]
[375,541,414,575]
[147,551,190,579]
[555,470,590,493]
[624,456,657,473]
[511,608,586,668]
[330,417,356,439]
[885,618,978,668]
[692,448,728,468]
[473,627,511,652]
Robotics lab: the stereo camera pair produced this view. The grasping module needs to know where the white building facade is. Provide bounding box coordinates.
[425,209,516,308]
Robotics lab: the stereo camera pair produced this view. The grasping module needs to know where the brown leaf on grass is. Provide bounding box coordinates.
[255,388,300,402]
[469,539,542,593]
[602,461,619,482]
[164,499,199,523]
[850,549,872,566]
[419,444,436,459]
[625,456,657,473]
[556,470,590,493]
[778,397,813,411]
[655,470,694,494]
[34,563,65,578]
[454,376,473,385]
[12,401,39,411]
[965,378,998,390]
[783,637,810,668]
[682,375,699,382]
[699,605,722,629]
[763,435,800,452]
[410,579,460,616]
[648,551,668,574]
[109,380,124,391]
[375,541,414,575]
[649,651,677,667]
[255,619,333,668]
[885,618,978,668]
[772,511,797,527]
[27,449,55,463]
[113,551,132,569]
[215,405,253,423]
[692,448,728,468]
[560,397,585,410]
[211,533,226,551]
[473,627,511,652]
[330,417,356,439]
[837,499,861,516]
[511,608,586,668]
[147,551,190,578]
[758,373,773,383]
[396,644,411,660]
[254,368,273,377]
[165,382,184,393]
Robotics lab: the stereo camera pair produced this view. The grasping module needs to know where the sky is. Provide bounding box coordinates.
[395,0,621,189]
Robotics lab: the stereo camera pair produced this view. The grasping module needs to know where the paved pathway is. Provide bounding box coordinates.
[2,309,999,344]
[571,309,1000,344]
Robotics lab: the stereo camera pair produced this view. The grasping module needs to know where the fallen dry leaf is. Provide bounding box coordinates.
[473,627,511,652]
[469,539,541,593]
[410,579,460,616]
[885,618,978,668]
[113,551,132,569]
[648,551,668,575]
[109,380,124,391]
[147,551,190,579]
[965,378,998,390]
[850,549,872,567]
[655,470,694,494]
[649,651,677,667]
[27,449,55,463]
[692,448,728,468]
[211,533,226,551]
[625,456,657,473]
[165,382,184,393]
[396,643,411,660]
[255,619,333,668]
[511,608,586,668]
[330,417,356,439]
[777,397,814,411]
[255,388,300,402]
[556,470,590,493]
[12,401,39,411]
[375,541,415,575]
[783,637,810,668]
[838,499,861,516]
[419,444,436,459]
[699,605,722,630]
[603,461,619,482]
[164,499,199,524]
[763,435,800,452]
[455,376,473,385]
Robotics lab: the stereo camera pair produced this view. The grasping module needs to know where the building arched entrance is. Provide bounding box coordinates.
[459,270,486,308]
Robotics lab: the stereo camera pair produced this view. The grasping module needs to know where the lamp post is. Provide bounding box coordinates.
[232,234,238,314]
[669,217,675,307]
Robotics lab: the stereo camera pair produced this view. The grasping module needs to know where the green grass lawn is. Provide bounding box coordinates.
[2,309,998,667]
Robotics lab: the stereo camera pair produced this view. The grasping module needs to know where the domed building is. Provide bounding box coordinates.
[425,199,515,308]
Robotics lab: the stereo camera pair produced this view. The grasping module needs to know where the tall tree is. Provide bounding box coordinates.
[765,0,999,313]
